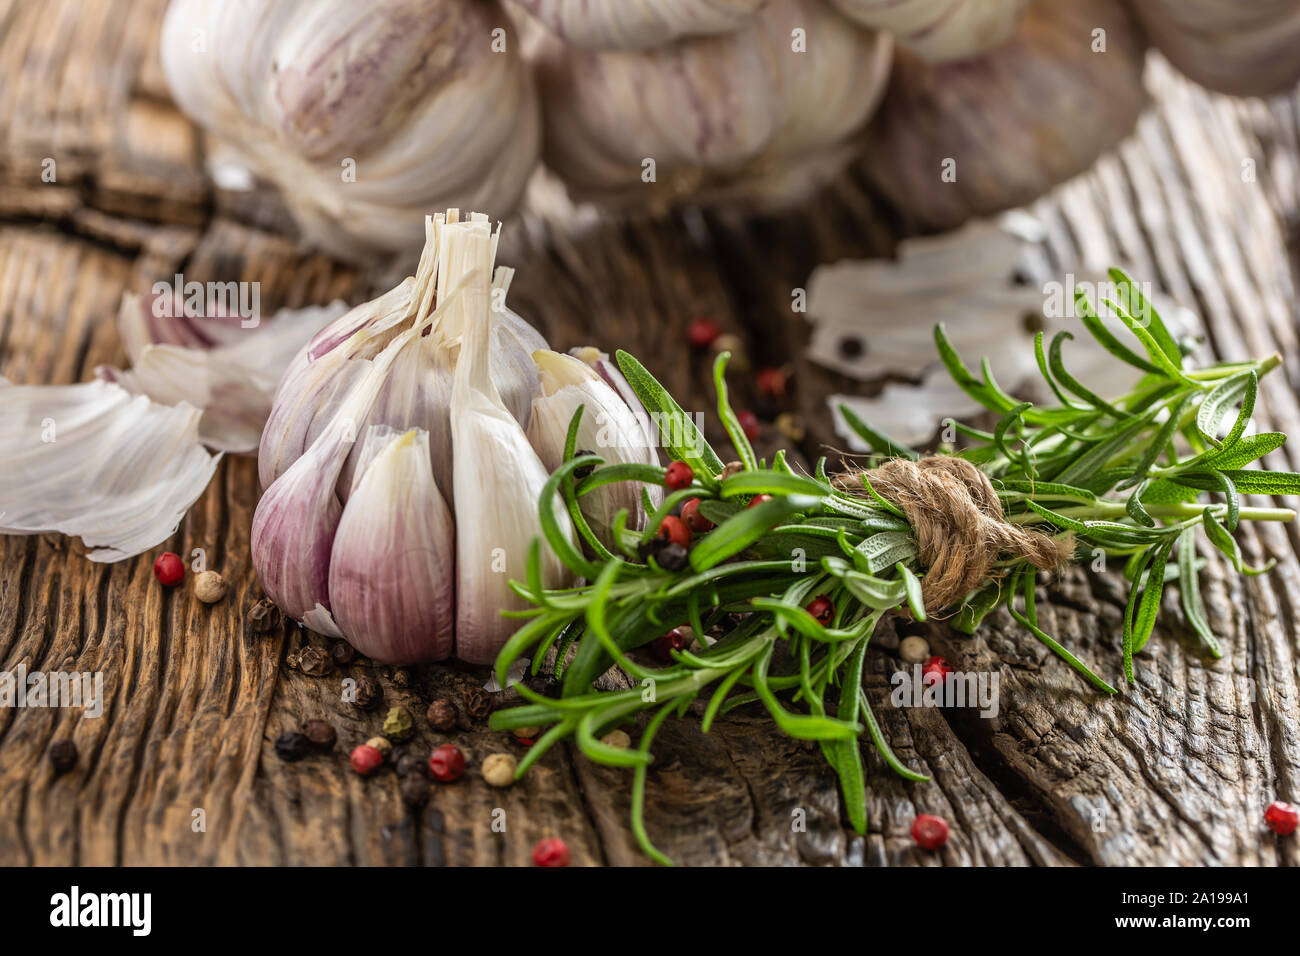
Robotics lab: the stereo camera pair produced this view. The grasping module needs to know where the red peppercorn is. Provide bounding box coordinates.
[657,515,692,549]
[429,743,466,782]
[747,494,773,509]
[1265,800,1298,835]
[685,317,721,350]
[664,460,694,490]
[911,814,949,850]
[806,595,834,626]
[681,498,714,533]
[533,837,571,867]
[737,410,761,441]
[153,551,185,587]
[922,655,952,687]
[756,367,788,400]
[350,743,383,776]
[650,628,688,662]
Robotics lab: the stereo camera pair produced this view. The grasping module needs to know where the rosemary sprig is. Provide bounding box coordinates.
[491,270,1296,863]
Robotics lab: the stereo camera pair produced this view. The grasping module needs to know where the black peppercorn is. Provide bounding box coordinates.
[427,698,457,731]
[352,675,383,711]
[655,542,689,572]
[330,641,355,666]
[297,645,333,677]
[400,774,430,808]
[301,719,337,751]
[247,597,283,635]
[48,740,77,774]
[573,450,596,481]
[274,731,311,762]
[463,687,494,721]
[395,751,429,779]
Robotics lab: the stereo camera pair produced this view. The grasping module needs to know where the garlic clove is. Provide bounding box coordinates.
[528,349,660,536]
[512,0,766,49]
[829,0,1029,62]
[328,428,455,663]
[0,378,220,561]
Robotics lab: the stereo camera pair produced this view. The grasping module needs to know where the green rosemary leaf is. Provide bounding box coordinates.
[994,402,1034,470]
[1117,391,1195,490]
[1202,508,1244,573]
[1195,370,1255,448]
[752,646,860,740]
[1108,268,1183,369]
[998,479,1097,502]
[1219,468,1300,496]
[855,530,917,573]
[1126,479,1155,527]
[1050,407,1161,486]
[688,494,818,571]
[1177,527,1221,658]
[897,562,927,621]
[575,462,666,496]
[720,471,827,499]
[1074,287,1162,374]
[1201,432,1287,470]
[934,323,1017,413]
[858,686,930,781]
[713,352,759,472]
[1035,331,1089,410]
[538,456,602,580]
[1048,331,1131,419]
[1132,538,1175,655]
[841,569,908,610]
[1008,605,1117,694]
[1163,470,1239,529]
[630,703,678,866]
[951,582,1004,634]
[837,403,919,461]
[615,349,724,476]
[1105,297,1199,388]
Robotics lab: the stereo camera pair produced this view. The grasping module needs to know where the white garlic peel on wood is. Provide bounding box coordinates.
[160,0,540,262]
[532,0,892,210]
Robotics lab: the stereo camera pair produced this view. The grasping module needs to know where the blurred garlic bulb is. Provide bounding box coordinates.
[1131,0,1300,97]
[859,0,1146,230]
[829,0,1028,61]
[160,0,540,261]
[510,0,766,49]
[533,0,892,209]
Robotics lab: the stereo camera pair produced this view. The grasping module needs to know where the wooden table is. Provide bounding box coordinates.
[2,0,1299,866]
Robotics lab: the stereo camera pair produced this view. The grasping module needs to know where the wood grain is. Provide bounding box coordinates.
[1,5,1299,865]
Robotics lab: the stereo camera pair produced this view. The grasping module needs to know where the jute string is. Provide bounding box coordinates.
[834,457,1074,612]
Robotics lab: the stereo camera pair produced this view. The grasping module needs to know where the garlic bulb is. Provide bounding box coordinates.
[858,0,1146,230]
[829,0,1028,61]
[532,0,892,209]
[1131,0,1300,97]
[252,210,613,665]
[160,0,540,261]
[511,0,766,49]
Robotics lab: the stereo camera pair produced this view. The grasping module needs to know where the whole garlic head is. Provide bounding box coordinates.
[829,0,1029,62]
[859,0,1147,230]
[533,0,892,210]
[510,0,767,49]
[161,0,540,261]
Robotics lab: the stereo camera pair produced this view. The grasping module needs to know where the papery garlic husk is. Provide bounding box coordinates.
[510,0,765,49]
[858,0,1146,231]
[0,378,220,561]
[829,0,1028,62]
[160,0,540,262]
[532,0,892,210]
[528,349,661,538]
[328,427,455,663]
[449,218,575,665]
[1131,0,1300,97]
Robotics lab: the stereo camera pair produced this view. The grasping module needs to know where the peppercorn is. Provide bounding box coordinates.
[1265,801,1298,835]
[664,460,694,490]
[654,542,689,572]
[600,729,631,749]
[274,731,311,762]
[246,597,283,635]
[427,698,457,731]
[400,774,430,808]
[712,334,749,372]
[685,316,721,350]
[330,641,355,666]
[511,726,543,742]
[737,410,761,441]
[382,705,415,742]
[651,629,688,663]
[911,814,949,850]
[48,739,77,775]
[532,837,570,867]
[429,744,466,782]
[153,551,185,587]
[922,656,952,687]
[657,515,692,549]
[366,736,393,757]
[720,460,744,480]
[396,751,429,778]
[899,635,930,664]
[774,412,805,443]
[350,743,383,776]
[806,595,834,626]
[297,645,333,677]
[463,687,494,721]
[747,494,773,509]
[756,367,788,400]
[573,450,596,481]
[352,675,383,711]
[680,498,714,533]
[301,719,337,752]
[482,752,517,787]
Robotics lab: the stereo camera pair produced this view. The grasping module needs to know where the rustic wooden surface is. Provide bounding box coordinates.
[2,0,1300,866]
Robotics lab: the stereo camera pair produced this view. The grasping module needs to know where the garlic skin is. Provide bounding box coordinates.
[511,0,766,49]
[532,0,892,210]
[1131,0,1300,97]
[528,349,661,538]
[829,0,1028,62]
[859,0,1146,231]
[160,0,540,261]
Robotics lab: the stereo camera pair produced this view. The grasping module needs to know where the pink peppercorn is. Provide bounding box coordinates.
[429,744,466,782]
[153,551,185,587]
[533,837,570,867]
[685,317,721,350]
[922,655,952,687]
[664,461,694,490]
[911,814,949,850]
[1265,801,1298,835]
[350,744,383,777]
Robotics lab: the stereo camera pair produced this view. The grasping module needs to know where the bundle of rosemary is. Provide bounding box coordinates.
[489,272,1297,864]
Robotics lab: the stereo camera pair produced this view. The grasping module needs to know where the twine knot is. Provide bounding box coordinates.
[835,457,1073,612]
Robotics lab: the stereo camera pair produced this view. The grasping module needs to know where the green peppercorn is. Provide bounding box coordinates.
[383,705,415,742]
